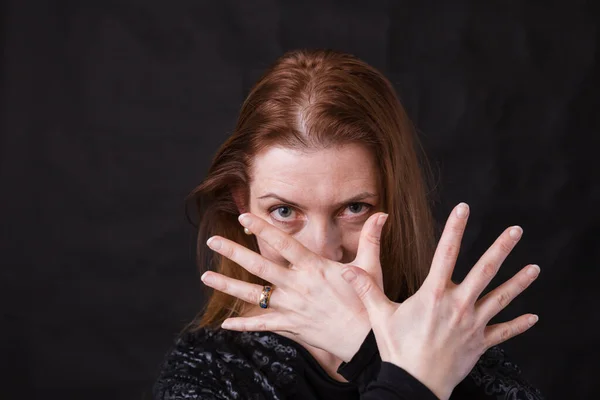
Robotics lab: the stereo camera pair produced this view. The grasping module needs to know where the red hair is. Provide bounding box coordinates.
[186,49,436,330]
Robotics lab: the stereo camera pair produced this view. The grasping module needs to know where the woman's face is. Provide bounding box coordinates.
[247,143,380,265]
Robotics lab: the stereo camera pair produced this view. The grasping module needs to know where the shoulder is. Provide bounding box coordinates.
[453,346,545,400]
[152,327,299,400]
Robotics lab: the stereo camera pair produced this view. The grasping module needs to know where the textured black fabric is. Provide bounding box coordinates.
[153,328,544,399]
[153,327,430,400]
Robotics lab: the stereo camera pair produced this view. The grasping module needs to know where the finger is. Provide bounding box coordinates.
[475,264,540,323]
[201,271,282,308]
[207,235,290,287]
[341,266,394,317]
[354,212,388,275]
[425,203,470,287]
[238,213,320,266]
[460,225,524,302]
[221,314,289,332]
[484,313,539,349]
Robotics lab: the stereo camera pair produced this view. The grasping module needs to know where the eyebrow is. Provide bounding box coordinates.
[257,191,378,209]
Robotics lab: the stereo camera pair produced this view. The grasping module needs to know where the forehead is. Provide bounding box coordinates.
[249,144,379,203]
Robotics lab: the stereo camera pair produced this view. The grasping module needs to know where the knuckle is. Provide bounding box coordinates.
[495,291,512,310]
[498,239,514,254]
[219,279,229,292]
[355,278,374,300]
[274,237,292,253]
[314,264,328,280]
[520,319,531,333]
[500,325,513,341]
[464,320,480,338]
[452,297,472,318]
[517,278,529,293]
[480,262,498,280]
[223,244,237,259]
[255,321,267,331]
[297,285,312,298]
[442,243,460,260]
[429,284,446,303]
[252,260,268,277]
[365,231,381,246]
[295,275,313,296]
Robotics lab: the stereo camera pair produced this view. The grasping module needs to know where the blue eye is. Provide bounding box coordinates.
[348,203,365,213]
[340,202,372,219]
[268,205,303,228]
[276,206,293,218]
[269,205,297,223]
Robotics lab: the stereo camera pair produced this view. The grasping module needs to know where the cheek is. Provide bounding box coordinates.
[340,226,362,262]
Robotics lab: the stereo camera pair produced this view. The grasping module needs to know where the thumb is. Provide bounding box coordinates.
[341,265,393,317]
[354,212,388,288]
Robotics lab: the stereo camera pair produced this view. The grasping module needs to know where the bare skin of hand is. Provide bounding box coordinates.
[200,211,388,362]
[341,203,540,400]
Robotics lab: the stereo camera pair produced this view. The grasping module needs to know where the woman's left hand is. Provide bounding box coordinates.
[200,211,388,362]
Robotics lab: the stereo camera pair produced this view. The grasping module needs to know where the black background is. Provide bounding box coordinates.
[1,1,598,399]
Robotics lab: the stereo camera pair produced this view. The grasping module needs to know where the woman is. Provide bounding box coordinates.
[153,49,544,399]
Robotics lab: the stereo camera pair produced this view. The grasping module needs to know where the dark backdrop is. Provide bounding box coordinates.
[1,1,598,399]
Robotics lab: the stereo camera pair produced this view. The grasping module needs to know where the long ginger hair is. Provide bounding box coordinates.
[185,49,436,330]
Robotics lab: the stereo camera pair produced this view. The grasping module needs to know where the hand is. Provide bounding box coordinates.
[200,211,389,362]
[341,203,540,400]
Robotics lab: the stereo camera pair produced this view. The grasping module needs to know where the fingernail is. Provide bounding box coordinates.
[221,320,232,329]
[456,203,469,218]
[509,226,523,240]
[201,272,214,285]
[527,264,540,278]
[207,237,222,250]
[377,214,389,227]
[342,269,357,282]
[528,315,539,325]
[238,213,251,226]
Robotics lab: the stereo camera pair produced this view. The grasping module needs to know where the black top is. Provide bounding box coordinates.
[153,328,544,399]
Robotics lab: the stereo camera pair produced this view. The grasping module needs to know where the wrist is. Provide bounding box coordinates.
[337,319,371,362]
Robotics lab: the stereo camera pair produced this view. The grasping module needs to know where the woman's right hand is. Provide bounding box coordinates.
[340,203,540,400]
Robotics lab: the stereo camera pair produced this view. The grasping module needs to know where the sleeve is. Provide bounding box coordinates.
[337,330,381,391]
[360,362,440,400]
[152,336,230,400]
[337,332,544,400]
[450,346,545,400]
[337,330,439,400]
